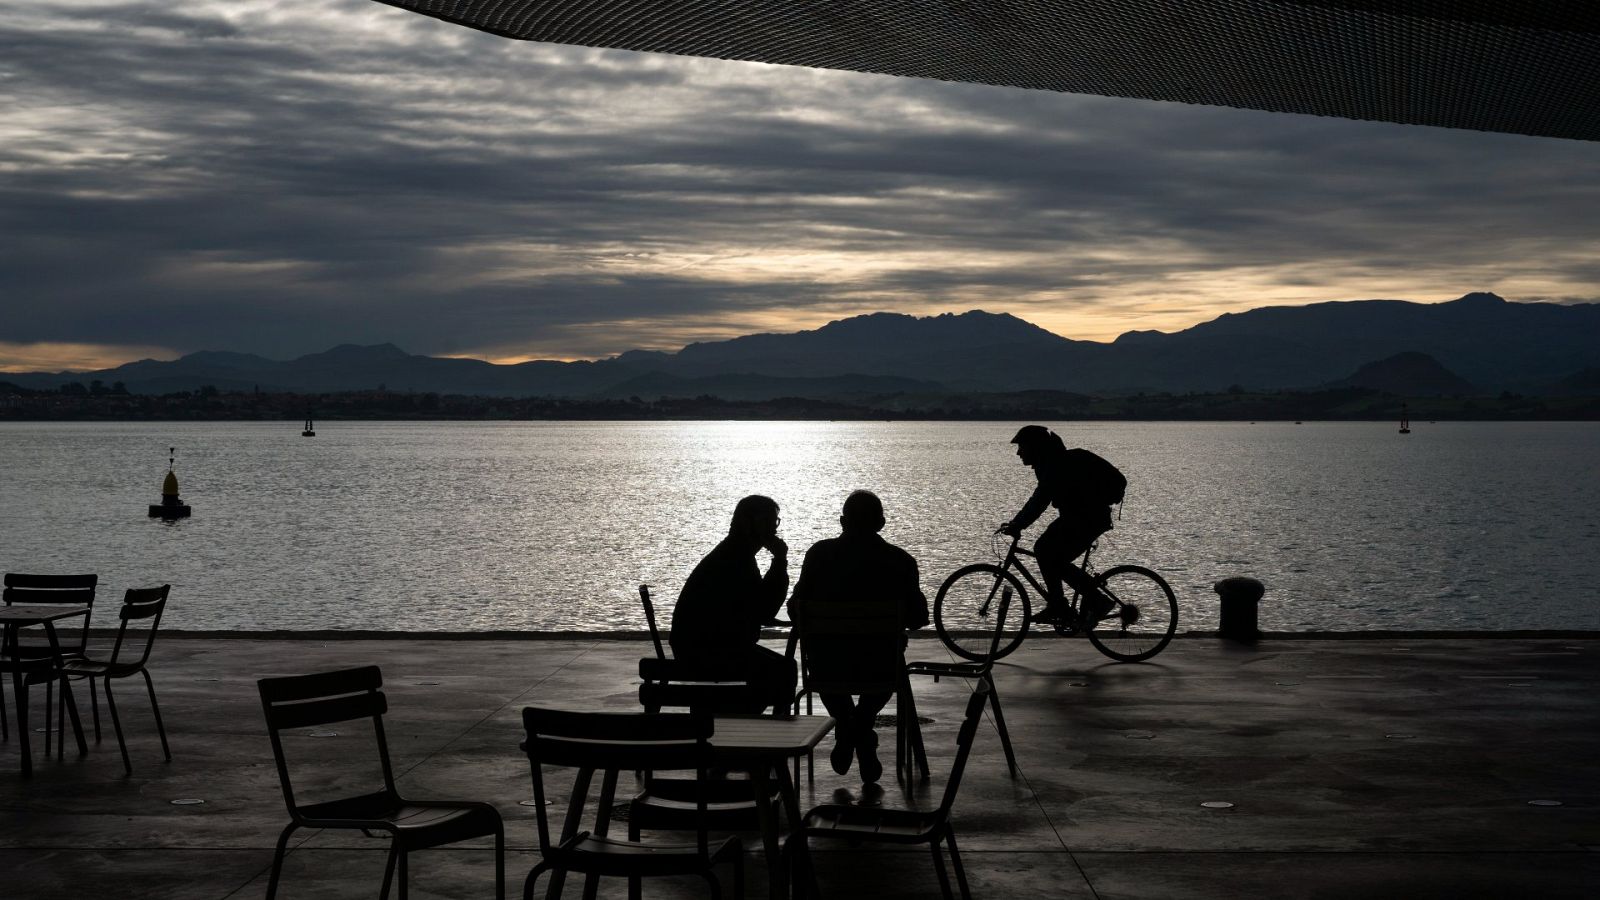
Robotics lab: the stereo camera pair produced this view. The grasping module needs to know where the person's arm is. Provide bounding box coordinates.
[1005,484,1050,534]
[785,547,811,626]
[902,554,930,631]
[755,538,790,624]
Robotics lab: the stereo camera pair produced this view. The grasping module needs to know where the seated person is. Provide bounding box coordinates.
[668,494,797,713]
[788,490,928,784]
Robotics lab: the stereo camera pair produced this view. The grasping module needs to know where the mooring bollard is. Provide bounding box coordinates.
[1214,576,1264,642]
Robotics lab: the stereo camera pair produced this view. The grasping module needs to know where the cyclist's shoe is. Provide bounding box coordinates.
[1083,591,1115,625]
[1032,605,1069,625]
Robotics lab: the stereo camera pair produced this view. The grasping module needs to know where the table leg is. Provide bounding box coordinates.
[6,624,32,776]
[42,623,87,756]
[749,763,785,899]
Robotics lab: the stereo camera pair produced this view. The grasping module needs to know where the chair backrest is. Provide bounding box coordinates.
[3,573,97,654]
[257,666,397,820]
[935,681,993,820]
[797,599,905,694]
[108,585,169,668]
[522,707,714,854]
[639,584,666,661]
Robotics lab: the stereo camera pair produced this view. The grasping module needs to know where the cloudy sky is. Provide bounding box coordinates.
[2,0,1597,372]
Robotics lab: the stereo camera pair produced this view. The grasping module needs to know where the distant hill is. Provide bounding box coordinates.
[5,292,1597,398]
[1325,352,1477,396]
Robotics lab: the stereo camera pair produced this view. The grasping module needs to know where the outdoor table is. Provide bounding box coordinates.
[710,713,833,898]
[1,604,90,776]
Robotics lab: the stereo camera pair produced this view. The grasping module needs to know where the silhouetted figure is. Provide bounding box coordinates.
[1001,425,1122,626]
[669,494,796,712]
[788,490,928,784]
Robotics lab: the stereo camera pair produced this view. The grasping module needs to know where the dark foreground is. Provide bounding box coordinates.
[3,635,1597,899]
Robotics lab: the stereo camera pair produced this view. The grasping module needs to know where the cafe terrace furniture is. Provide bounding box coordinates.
[55,585,172,775]
[1,604,92,776]
[521,707,744,900]
[257,666,505,900]
[794,597,929,782]
[903,587,1018,777]
[786,683,992,900]
[1,573,96,744]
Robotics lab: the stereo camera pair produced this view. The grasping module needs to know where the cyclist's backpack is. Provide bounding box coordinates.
[1066,447,1127,507]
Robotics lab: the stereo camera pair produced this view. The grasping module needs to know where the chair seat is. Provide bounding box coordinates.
[630,774,782,830]
[551,832,741,877]
[297,798,501,848]
[904,660,985,679]
[801,804,943,842]
[59,658,140,678]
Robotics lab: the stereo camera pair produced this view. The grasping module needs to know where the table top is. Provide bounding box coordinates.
[710,714,833,756]
[0,605,91,625]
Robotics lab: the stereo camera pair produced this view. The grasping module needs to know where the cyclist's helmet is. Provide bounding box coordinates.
[1010,424,1053,447]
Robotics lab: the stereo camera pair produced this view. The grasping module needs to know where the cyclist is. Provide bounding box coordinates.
[1000,425,1116,627]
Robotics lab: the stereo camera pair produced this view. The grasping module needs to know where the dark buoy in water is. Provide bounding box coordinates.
[1399,403,1411,434]
[302,415,316,437]
[148,447,191,519]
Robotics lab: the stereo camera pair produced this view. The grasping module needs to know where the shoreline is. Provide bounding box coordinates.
[140,628,1600,640]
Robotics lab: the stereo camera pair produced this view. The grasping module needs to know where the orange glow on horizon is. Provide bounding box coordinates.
[0,341,180,374]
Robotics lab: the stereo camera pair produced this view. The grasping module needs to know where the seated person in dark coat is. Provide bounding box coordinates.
[669,494,797,713]
[787,490,928,784]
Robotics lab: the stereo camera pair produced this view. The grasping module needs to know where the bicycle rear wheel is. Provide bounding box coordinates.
[934,564,1030,662]
[1085,565,1178,662]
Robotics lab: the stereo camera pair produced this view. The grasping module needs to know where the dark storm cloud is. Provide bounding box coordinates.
[2,0,1596,366]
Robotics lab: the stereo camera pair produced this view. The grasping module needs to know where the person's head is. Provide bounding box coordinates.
[729,494,780,545]
[1010,424,1057,466]
[839,489,885,535]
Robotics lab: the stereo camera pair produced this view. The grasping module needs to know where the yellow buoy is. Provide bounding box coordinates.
[149,447,192,519]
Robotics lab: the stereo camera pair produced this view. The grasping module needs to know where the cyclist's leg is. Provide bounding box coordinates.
[1037,517,1109,619]
[1033,519,1073,617]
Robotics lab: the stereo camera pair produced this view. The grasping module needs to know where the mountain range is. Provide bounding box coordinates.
[5,292,1597,399]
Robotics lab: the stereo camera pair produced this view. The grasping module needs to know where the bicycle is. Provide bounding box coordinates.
[933,530,1178,663]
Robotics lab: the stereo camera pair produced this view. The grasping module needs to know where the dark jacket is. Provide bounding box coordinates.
[1012,445,1115,531]
[786,532,929,638]
[669,537,788,662]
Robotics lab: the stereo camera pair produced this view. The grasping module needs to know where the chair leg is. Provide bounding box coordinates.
[494,822,506,900]
[379,841,400,900]
[928,841,955,900]
[945,830,972,900]
[397,849,409,900]
[702,871,722,900]
[985,676,1017,777]
[141,669,171,761]
[104,677,132,775]
[545,866,568,900]
[265,822,298,900]
[523,862,549,900]
[89,675,102,742]
[44,677,54,755]
[0,668,7,741]
[733,845,745,900]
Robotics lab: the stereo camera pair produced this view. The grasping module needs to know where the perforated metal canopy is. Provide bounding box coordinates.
[373,0,1600,141]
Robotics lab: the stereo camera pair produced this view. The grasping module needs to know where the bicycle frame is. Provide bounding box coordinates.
[992,534,1096,617]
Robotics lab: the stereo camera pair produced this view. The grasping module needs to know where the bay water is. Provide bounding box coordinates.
[2,420,1595,632]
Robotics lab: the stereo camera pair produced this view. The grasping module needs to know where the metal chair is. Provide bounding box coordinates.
[1,573,96,743]
[257,666,505,900]
[904,587,1017,776]
[55,585,172,774]
[785,682,992,900]
[521,706,743,900]
[795,598,928,781]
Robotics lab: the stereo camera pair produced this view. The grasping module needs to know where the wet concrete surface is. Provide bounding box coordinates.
[2,634,1596,898]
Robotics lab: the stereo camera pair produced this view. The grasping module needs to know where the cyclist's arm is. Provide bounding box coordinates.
[1006,485,1051,533]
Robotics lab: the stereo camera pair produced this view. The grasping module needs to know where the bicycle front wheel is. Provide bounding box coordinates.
[1086,565,1178,662]
[934,564,1030,662]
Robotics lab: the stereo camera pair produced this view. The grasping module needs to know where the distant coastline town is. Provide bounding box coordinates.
[4,381,1596,422]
